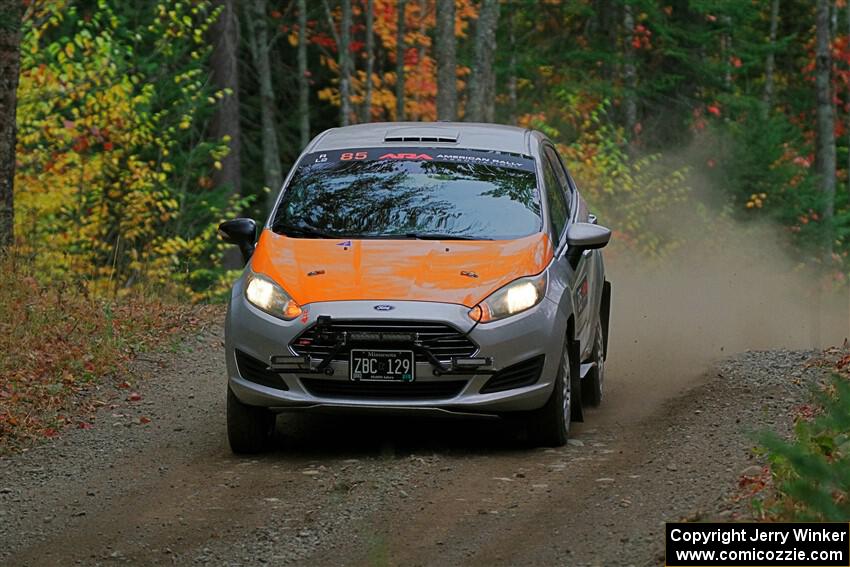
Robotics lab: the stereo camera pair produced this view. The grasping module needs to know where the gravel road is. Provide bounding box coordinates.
[0,323,826,566]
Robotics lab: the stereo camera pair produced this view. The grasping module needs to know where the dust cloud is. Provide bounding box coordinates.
[601,214,849,420]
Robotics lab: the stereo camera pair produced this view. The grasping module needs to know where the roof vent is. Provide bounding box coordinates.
[384,127,459,143]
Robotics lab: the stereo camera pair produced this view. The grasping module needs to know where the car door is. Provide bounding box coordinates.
[543,146,596,357]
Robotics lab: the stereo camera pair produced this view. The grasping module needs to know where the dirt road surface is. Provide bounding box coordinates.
[0,322,825,566]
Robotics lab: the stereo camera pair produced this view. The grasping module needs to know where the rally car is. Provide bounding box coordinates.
[219,122,612,453]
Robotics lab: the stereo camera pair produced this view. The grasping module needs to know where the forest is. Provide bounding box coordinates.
[1,0,849,299]
[1,0,850,521]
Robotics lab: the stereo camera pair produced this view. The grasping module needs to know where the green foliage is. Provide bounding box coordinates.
[534,96,692,258]
[14,0,245,300]
[711,99,825,256]
[761,377,850,521]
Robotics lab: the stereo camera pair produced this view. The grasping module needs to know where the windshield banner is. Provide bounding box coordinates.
[302,147,536,172]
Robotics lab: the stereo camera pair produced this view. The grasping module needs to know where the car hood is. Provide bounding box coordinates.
[249,229,554,308]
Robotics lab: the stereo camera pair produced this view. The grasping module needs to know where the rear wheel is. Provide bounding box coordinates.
[582,319,605,407]
[227,386,275,454]
[527,339,573,447]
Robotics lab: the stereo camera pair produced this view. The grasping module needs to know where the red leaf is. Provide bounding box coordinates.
[138,416,151,425]
[78,422,93,430]
[127,392,142,402]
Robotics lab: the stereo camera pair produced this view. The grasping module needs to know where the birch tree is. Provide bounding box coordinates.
[815,0,836,242]
[245,0,283,208]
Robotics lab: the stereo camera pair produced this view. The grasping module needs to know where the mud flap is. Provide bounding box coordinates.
[569,339,583,422]
[601,280,611,358]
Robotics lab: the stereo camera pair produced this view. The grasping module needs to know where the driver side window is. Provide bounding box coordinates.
[542,155,568,246]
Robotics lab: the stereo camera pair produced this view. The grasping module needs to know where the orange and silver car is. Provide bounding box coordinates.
[219,122,612,453]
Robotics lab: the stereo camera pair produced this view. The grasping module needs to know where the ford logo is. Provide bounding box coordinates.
[373,304,395,311]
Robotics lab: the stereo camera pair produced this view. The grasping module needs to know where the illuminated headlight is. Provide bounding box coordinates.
[245,272,302,320]
[471,272,547,323]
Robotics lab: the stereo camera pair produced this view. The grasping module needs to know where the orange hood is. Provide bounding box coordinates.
[250,229,554,308]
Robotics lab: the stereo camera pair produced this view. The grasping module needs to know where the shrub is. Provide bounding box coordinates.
[761,377,850,521]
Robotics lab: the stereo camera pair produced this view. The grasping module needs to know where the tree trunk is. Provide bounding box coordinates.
[762,0,780,118]
[396,0,406,121]
[507,9,517,125]
[340,0,352,125]
[466,0,500,122]
[210,0,242,197]
[298,0,310,146]
[435,0,456,121]
[362,0,374,123]
[0,0,23,249]
[414,0,427,117]
[721,16,732,90]
[623,2,637,139]
[246,0,282,209]
[815,0,836,250]
[845,3,850,201]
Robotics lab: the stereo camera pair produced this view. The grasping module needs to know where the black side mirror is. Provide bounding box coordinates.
[566,222,611,266]
[219,218,258,263]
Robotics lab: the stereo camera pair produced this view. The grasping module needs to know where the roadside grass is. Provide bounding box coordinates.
[755,353,850,520]
[0,252,218,455]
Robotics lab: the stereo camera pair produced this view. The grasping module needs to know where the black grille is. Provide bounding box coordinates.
[301,378,466,400]
[235,349,289,390]
[290,320,478,363]
[480,355,545,394]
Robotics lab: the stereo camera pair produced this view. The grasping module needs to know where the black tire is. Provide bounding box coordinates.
[582,319,605,407]
[527,339,573,447]
[227,386,276,454]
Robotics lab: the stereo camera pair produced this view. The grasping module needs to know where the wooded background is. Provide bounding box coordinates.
[0,0,848,298]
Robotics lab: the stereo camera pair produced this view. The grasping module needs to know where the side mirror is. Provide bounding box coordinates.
[219,218,258,263]
[566,222,611,265]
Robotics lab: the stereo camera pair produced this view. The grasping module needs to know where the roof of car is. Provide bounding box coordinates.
[308,122,537,156]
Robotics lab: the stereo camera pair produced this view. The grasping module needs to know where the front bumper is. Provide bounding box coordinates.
[225,286,567,415]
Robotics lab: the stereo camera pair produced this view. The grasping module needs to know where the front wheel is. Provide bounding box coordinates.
[526,339,574,447]
[227,386,276,454]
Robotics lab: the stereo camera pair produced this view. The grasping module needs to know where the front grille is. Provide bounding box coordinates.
[290,320,478,363]
[301,378,466,400]
[235,349,289,390]
[480,355,545,394]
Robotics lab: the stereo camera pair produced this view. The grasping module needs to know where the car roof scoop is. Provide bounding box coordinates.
[383,127,459,143]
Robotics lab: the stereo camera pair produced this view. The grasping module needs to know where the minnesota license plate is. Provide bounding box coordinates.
[350,349,415,382]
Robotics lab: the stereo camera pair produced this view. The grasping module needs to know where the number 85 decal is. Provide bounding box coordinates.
[341,151,368,161]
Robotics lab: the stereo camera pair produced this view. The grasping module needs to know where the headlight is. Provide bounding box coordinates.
[471,272,547,323]
[245,272,302,320]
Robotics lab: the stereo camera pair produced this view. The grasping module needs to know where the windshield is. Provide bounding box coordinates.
[271,147,542,240]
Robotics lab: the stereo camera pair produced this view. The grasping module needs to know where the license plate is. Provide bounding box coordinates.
[350,349,415,382]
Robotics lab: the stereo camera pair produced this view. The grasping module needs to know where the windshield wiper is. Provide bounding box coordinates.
[276,222,338,239]
[402,232,489,241]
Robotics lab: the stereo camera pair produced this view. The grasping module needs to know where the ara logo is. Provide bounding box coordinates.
[373,304,395,311]
[378,153,434,160]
